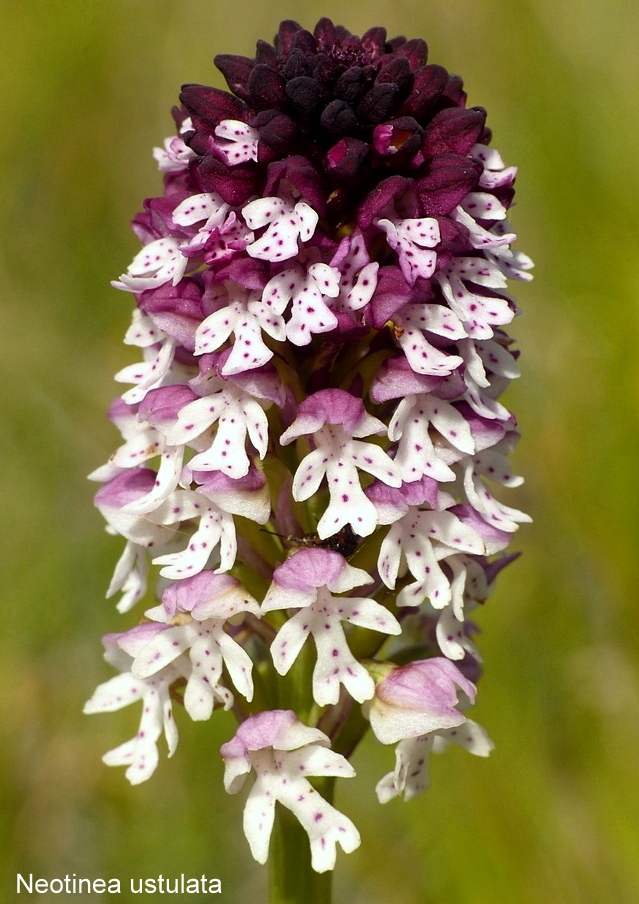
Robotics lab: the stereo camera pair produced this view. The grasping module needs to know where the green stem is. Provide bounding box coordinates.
[269,788,334,904]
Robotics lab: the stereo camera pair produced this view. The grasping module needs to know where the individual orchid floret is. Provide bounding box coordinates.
[375,216,440,286]
[378,507,486,609]
[220,710,360,872]
[262,261,340,346]
[375,719,494,803]
[366,657,477,746]
[153,131,196,172]
[243,197,319,262]
[392,302,465,377]
[329,230,379,314]
[83,624,183,784]
[165,378,270,480]
[151,467,271,578]
[213,120,260,166]
[134,571,260,719]
[195,281,285,375]
[388,394,476,483]
[433,256,514,339]
[280,389,401,539]
[263,549,401,706]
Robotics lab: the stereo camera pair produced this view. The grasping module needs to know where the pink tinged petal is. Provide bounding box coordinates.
[196,466,271,523]
[161,570,260,621]
[153,133,196,172]
[281,389,385,442]
[364,482,409,526]
[368,658,476,745]
[221,710,329,793]
[270,548,349,594]
[376,216,440,285]
[94,470,175,546]
[221,713,359,872]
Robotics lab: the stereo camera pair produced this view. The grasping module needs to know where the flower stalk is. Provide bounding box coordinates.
[85,17,531,899]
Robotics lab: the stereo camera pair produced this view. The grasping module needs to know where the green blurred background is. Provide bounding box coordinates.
[2,0,638,901]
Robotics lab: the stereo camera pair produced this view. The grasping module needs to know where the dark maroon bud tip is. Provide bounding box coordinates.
[214,54,254,101]
[247,65,287,111]
[320,99,358,137]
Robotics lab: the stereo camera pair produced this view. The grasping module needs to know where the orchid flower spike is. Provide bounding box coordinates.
[88,17,531,885]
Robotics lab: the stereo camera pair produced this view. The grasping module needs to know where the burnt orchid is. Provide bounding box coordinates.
[87,17,531,902]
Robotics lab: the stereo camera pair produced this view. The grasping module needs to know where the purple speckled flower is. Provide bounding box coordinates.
[87,18,531,876]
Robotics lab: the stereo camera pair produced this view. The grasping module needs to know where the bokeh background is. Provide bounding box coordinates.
[2,1,638,901]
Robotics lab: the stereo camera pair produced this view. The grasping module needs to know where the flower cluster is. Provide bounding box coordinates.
[86,19,531,873]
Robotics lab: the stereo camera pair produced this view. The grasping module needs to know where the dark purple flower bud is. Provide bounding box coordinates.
[320,98,358,136]
[422,107,487,158]
[196,155,259,205]
[247,65,287,111]
[415,154,483,216]
[401,65,449,119]
[285,76,330,115]
[395,38,429,71]
[274,19,304,54]
[334,66,377,104]
[180,84,248,134]
[356,82,400,125]
[252,110,299,161]
[214,54,254,102]
[326,137,370,183]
